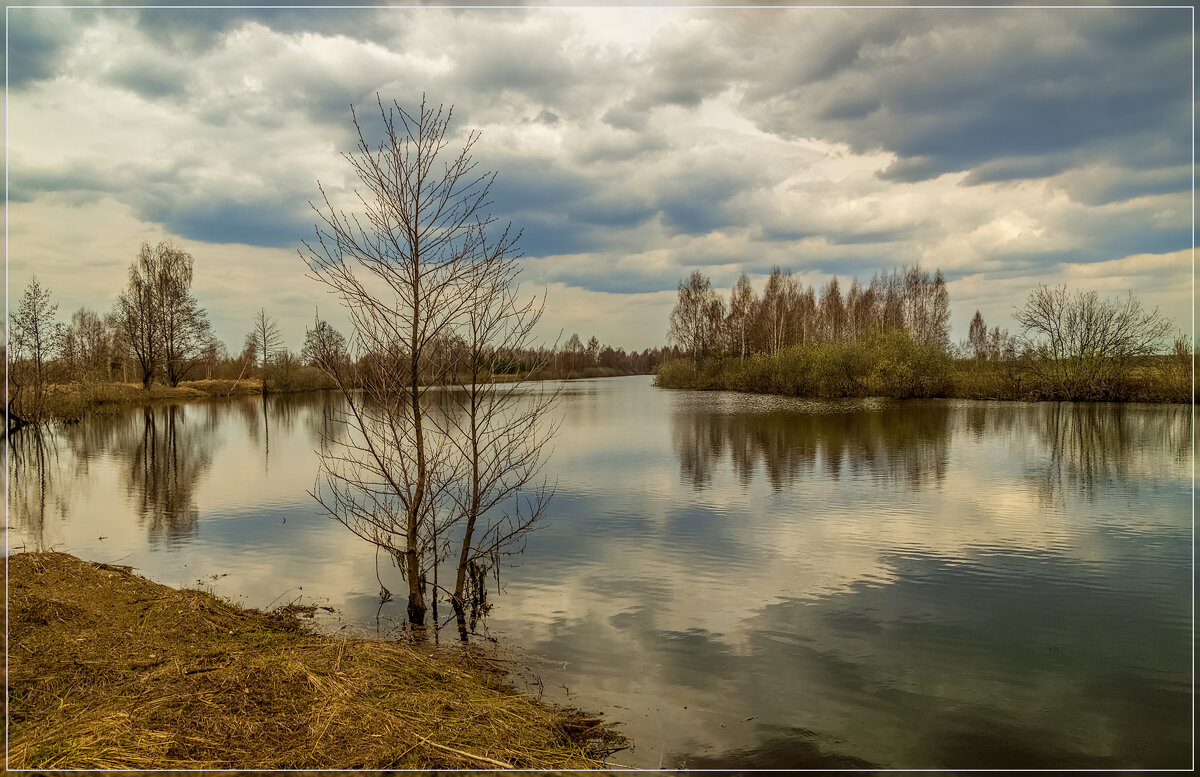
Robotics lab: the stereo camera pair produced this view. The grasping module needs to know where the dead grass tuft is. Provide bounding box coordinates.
[4,552,623,770]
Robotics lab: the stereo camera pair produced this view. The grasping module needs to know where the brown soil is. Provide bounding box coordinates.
[3,552,622,770]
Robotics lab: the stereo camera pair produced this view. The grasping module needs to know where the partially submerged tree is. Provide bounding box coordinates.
[304,95,557,629]
[440,225,558,639]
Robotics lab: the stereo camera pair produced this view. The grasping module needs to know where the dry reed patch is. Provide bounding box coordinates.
[179,378,263,397]
[4,553,621,770]
[36,379,266,422]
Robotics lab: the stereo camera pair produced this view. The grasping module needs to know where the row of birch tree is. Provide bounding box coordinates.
[671,264,951,365]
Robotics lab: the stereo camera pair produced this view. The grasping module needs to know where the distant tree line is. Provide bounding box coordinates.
[661,265,1191,403]
[4,249,662,431]
[509,333,672,379]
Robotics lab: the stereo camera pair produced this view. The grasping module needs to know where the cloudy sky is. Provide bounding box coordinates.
[6,3,1193,353]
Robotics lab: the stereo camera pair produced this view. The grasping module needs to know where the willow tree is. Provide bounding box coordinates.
[303,96,555,629]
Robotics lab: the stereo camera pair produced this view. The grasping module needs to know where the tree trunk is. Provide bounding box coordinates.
[6,399,30,437]
[453,374,482,612]
[406,276,427,627]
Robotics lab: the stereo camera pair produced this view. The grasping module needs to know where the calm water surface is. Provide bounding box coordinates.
[6,376,1192,769]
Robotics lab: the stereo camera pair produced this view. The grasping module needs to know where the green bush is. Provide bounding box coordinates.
[652,358,695,388]
[654,330,1187,403]
[866,331,951,398]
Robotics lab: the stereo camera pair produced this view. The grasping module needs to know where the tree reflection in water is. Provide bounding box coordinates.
[7,426,65,551]
[1028,402,1191,506]
[123,404,217,543]
[672,400,952,492]
[671,398,1191,505]
[9,403,219,548]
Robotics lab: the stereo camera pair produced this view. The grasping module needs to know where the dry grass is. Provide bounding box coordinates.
[37,380,265,422]
[4,553,622,770]
[178,378,264,397]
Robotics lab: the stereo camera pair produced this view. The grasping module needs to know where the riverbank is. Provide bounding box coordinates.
[28,379,265,423]
[4,552,622,770]
[24,368,647,426]
[655,348,1193,403]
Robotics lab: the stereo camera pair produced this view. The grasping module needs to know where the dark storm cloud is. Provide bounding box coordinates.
[130,5,399,54]
[571,131,671,166]
[543,264,681,295]
[106,58,189,100]
[151,199,312,249]
[1039,163,1194,208]
[739,7,1191,193]
[488,159,661,256]
[5,7,77,86]
[625,24,741,112]
[505,221,596,260]
[1050,226,1192,267]
[824,227,912,247]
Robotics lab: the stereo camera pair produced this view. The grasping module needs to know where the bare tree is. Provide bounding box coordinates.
[844,279,866,342]
[272,348,301,391]
[817,276,847,343]
[116,247,160,388]
[301,316,349,370]
[967,310,988,360]
[197,337,227,380]
[726,273,755,358]
[303,95,501,626]
[903,265,951,349]
[869,268,906,333]
[561,333,584,375]
[1014,285,1172,399]
[439,224,559,639]
[115,241,210,388]
[245,309,284,382]
[158,252,212,386]
[585,335,601,367]
[8,276,62,430]
[61,308,112,381]
[668,271,725,365]
[757,266,796,353]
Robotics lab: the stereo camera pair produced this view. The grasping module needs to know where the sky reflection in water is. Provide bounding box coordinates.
[6,378,1191,769]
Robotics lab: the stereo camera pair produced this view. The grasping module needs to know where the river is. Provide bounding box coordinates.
[6,376,1192,769]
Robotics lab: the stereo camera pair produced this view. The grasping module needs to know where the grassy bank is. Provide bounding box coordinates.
[27,365,638,425]
[655,337,1193,403]
[4,553,621,770]
[31,379,265,423]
